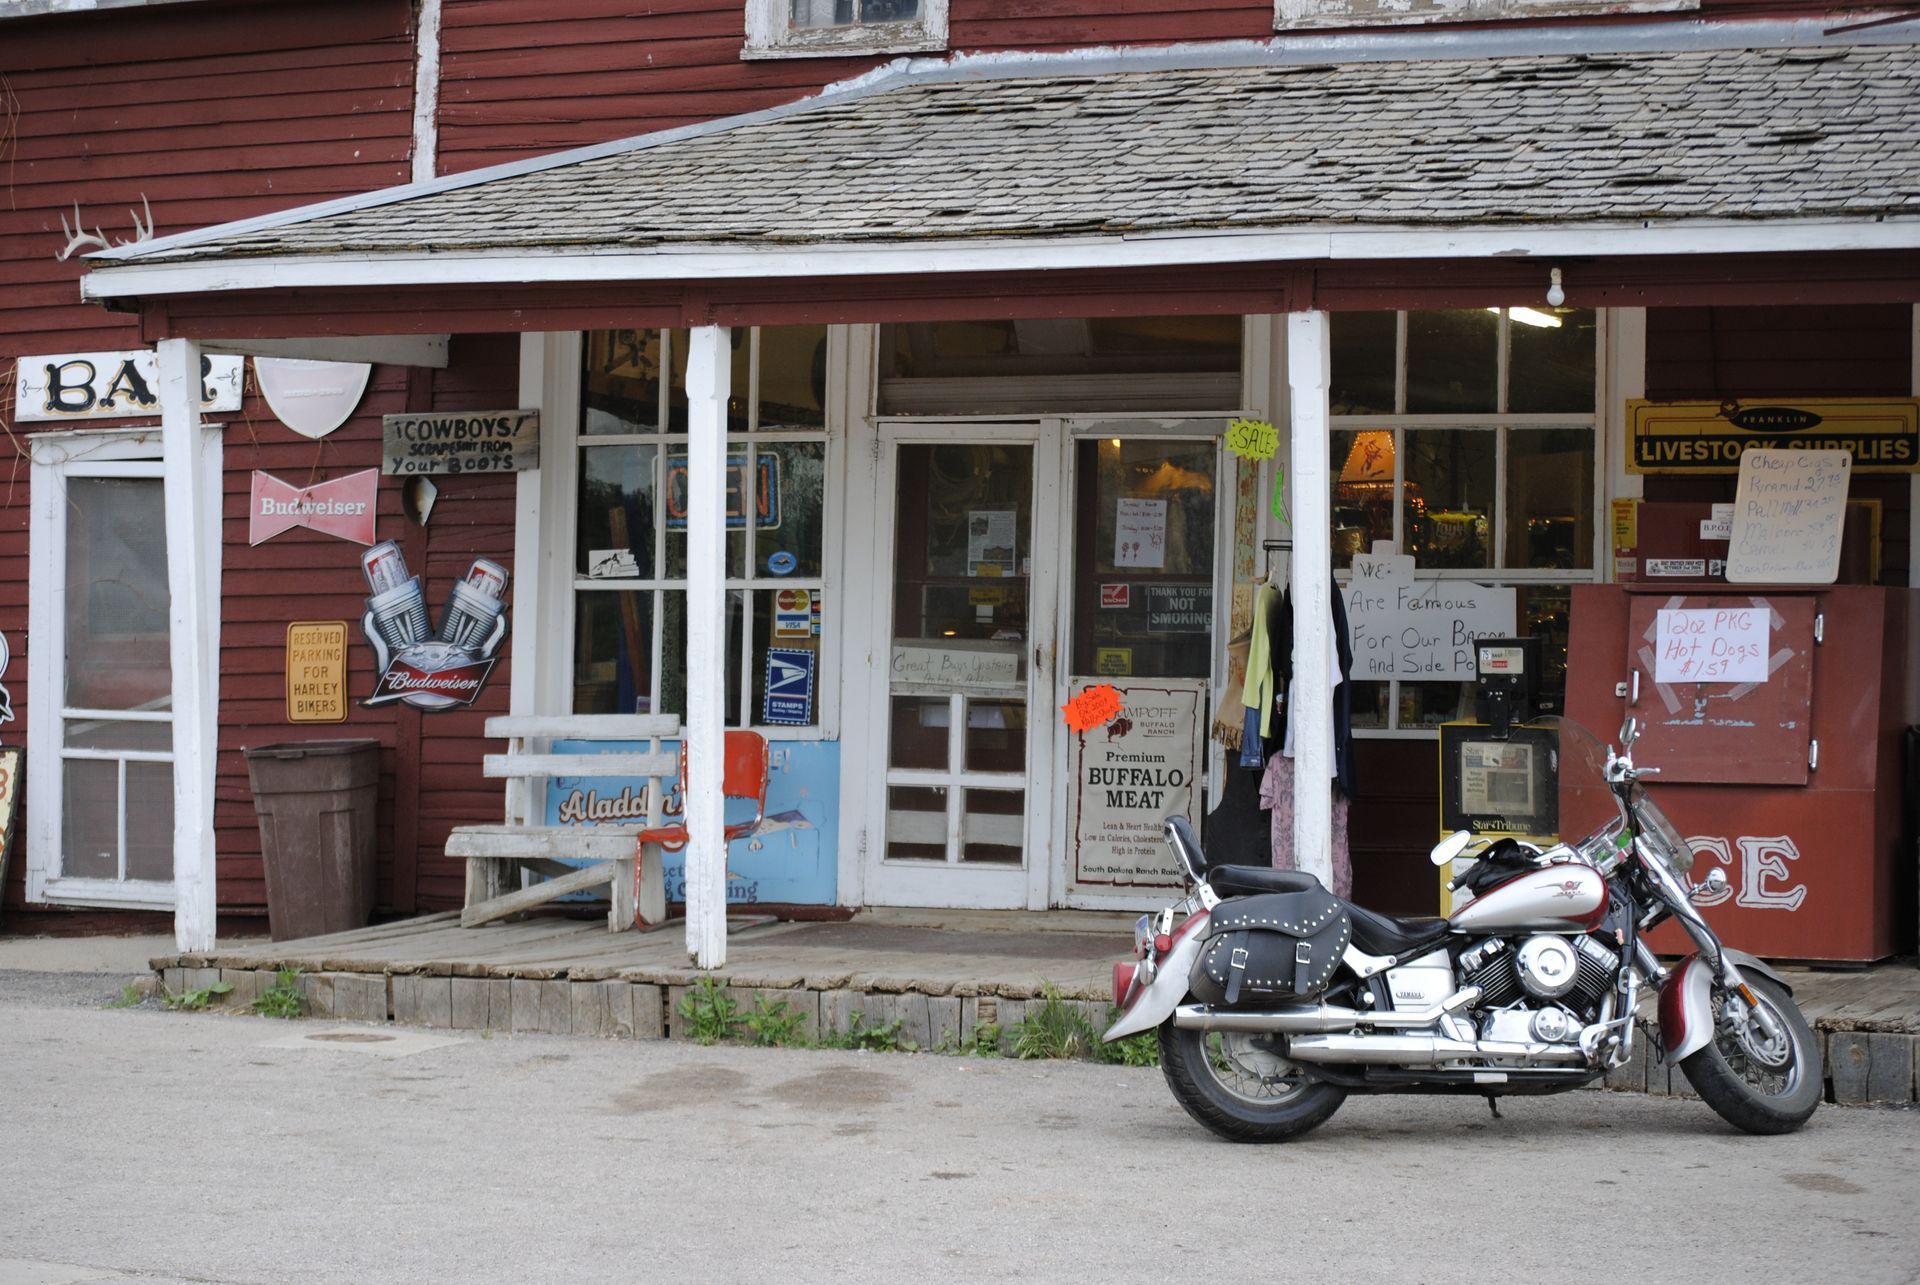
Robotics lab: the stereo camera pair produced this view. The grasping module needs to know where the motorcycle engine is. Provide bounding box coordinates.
[1459,934,1620,1043]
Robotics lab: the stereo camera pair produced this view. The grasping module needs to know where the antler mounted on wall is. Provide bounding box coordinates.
[55,194,154,261]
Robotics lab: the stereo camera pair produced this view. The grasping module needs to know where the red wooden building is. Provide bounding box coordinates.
[2,0,1915,963]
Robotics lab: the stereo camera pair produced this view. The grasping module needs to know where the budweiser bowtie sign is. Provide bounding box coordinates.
[249,469,379,546]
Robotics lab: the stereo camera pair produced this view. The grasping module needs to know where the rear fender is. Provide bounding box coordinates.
[1657,948,1792,1062]
[1103,911,1209,1042]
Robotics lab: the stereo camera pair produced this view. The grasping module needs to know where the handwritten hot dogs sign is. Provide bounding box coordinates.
[383,410,540,476]
[1653,607,1771,684]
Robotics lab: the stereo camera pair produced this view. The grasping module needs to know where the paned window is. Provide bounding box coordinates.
[1329,308,1599,733]
[574,326,830,729]
[744,0,948,59]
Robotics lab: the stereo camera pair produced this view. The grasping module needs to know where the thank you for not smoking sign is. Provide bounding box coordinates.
[383,410,539,476]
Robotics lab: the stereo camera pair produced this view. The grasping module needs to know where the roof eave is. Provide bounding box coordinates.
[78,217,1920,305]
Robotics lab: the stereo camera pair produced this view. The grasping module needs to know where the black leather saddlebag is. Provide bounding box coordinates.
[1190,891,1353,1005]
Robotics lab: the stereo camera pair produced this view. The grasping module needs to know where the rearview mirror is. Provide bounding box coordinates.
[1618,716,1640,751]
[1429,830,1473,868]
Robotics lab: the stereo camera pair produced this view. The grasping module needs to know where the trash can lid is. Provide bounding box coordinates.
[243,739,382,760]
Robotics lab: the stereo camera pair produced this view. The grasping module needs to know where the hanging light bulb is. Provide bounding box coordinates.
[1545,267,1566,309]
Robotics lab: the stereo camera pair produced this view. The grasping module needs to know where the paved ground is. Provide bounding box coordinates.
[2,969,1917,1285]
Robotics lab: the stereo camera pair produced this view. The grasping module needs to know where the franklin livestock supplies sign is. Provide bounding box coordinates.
[1627,399,1919,474]
[383,410,540,476]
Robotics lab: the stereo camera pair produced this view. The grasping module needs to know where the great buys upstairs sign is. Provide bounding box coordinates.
[14,349,244,422]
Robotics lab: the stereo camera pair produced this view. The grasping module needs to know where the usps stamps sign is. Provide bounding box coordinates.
[762,648,816,725]
[1343,544,1515,682]
[1067,679,1205,895]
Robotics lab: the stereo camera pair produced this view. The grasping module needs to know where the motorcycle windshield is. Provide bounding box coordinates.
[1532,716,1624,850]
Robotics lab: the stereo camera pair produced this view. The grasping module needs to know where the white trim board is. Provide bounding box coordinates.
[81,218,1920,304]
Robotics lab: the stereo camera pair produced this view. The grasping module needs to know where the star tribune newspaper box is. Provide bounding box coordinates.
[1439,638,1558,914]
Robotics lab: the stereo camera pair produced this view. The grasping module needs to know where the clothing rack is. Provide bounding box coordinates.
[1262,538,1292,588]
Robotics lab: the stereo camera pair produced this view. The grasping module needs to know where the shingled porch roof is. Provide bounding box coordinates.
[81,32,1920,303]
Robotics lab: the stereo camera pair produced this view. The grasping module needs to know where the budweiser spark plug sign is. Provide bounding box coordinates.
[359,541,511,710]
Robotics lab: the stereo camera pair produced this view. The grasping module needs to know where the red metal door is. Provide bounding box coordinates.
[1624,594,1816,786]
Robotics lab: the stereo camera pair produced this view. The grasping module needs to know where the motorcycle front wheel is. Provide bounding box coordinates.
[1678,974,1822,1135]
[1158,1020,1346,1143]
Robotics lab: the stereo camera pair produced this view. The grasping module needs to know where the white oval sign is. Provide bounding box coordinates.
[254,357,372,439]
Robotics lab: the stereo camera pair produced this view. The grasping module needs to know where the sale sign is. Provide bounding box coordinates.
[1062,683,1125,732]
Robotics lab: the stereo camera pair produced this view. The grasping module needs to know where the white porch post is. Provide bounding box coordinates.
[684,325,731,969]
[1285,313,1334,885]
[158,338,220,952]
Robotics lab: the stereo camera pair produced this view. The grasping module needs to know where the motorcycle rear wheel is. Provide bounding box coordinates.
[1678,974,1821,1135]
[1158,1020,1346,1143]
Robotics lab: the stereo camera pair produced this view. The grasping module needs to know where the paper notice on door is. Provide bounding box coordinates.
[1114,498,1166,569]
[967,509,1016,577]
[1653,607,1770,684]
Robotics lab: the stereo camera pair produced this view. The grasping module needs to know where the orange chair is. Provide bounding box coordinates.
[632,730,770,928]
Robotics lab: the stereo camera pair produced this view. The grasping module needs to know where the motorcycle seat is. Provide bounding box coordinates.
[1208,865,1324,897]
[1346,903,1449,958]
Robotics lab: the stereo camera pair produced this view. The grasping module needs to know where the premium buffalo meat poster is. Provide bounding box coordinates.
[1066,678,1205,895]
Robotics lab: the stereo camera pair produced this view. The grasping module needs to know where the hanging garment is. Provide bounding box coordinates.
[1270,585,1357,796]
[1210,637,1252,751]
[1204,761,1273,868]
[1260,755,1351,899]
[1242,583,1280,741]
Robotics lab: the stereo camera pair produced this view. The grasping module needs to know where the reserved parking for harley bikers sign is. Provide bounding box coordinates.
[286,621,349,723]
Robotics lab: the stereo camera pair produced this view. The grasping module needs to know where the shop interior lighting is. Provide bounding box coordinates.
[1485,306,1564,329]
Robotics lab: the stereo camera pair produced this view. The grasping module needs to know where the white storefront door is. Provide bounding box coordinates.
[857,421,1063,909]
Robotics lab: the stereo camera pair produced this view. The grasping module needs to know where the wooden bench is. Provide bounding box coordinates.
[448,714,679,931]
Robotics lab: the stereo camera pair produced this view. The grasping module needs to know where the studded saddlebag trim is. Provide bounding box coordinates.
[1193,891,1353,1004]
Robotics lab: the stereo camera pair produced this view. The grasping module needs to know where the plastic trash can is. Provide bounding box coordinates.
[243,739,382,941]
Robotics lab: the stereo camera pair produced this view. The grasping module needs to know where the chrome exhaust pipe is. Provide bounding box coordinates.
[1171,987,1482,1035]
[1285,1032,1588,1067]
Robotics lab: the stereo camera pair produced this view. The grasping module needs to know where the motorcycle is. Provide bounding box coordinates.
[1104,714,1822,1142]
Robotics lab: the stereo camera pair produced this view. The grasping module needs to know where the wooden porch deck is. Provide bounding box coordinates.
[151,907,1918,1032]
[152,907,1133,1001]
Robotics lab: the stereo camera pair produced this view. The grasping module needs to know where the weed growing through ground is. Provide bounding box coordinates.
[163,980,233,1011]
[742,991,808,1047]
[251,968,306,1019]
[1090,1006,1160,1067]
[969,1022,1003,1057]
[819,1011,909,1052]
[106,982,146,1009]
[1011,984,1099,1060]
[679,975,743,1045]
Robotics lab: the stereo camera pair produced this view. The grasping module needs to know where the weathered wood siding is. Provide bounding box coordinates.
[0,1,420,915]
[1644,304,1914,588]
[433,0,1920,173]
